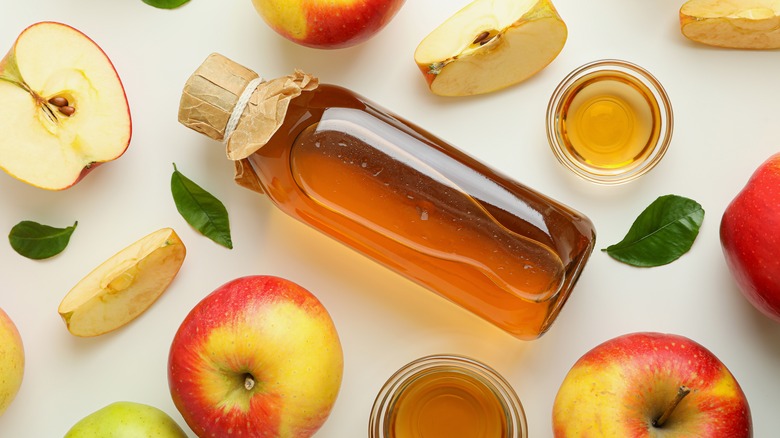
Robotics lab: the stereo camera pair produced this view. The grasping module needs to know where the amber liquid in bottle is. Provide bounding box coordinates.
[245,84,595,340]
[387,369,507,438]
[555,70,662,176]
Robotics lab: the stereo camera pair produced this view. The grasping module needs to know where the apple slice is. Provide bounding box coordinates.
[0,22,131,190]
[414,0,567,97]
[58,228,186,337]
[680,0,780,49]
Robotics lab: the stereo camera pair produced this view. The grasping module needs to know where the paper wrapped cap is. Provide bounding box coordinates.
[178,53,318,161]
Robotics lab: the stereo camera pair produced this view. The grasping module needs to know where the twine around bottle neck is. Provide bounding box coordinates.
[223,76,264,144]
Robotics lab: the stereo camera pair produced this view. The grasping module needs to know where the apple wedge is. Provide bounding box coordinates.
[0,22,131,190]
[414,0,567,97]
[58,228,186,337]
[680,0,780,49]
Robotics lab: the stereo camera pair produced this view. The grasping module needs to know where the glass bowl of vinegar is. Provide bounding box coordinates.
[369,355,527,438]
[546,59,673,185]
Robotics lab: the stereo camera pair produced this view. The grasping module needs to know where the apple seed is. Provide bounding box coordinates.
[472,29,499,47]
[48,96,69,107]
[58,106,76,117]
[473,30,491,45]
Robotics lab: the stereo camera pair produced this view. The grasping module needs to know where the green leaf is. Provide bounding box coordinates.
[602,195,704,267]
[142,0,190,9]
[8,220,78,260]
[171,163,233,249]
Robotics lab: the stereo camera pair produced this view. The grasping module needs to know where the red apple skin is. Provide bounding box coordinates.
[553,332,752,437]
[168,275,343,438]
[252,0,406,49]
[720,153,780,321]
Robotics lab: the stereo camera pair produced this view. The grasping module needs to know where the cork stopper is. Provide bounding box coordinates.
[178,53,318,161]
[178,53,258,142]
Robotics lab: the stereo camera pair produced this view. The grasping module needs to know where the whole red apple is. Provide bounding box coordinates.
[553,332,752,437]
[250,0,406,49]
[720,152,780,321]
[168,275,343,437]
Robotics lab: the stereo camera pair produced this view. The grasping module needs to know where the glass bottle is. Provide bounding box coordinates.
[178,53,596,340]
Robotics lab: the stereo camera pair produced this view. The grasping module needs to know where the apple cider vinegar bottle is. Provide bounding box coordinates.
[178,53,596,340]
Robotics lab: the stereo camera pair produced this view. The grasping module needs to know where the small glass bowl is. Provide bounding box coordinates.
[546,59,673,185]
[369,354,527,438]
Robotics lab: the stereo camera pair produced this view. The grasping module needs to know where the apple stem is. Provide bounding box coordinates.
[244,374,255,391]
[652,385,691,428]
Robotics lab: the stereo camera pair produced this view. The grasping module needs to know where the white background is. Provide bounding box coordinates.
[1,0,779,436]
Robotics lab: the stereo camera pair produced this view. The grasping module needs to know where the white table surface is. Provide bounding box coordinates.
[2,1,779,436]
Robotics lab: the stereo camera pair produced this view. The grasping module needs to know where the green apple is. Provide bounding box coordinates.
[0,21,131,190]
[64,401,187,437]
[553,332,752,437]
[168,275,343,437]
[0,307,23,417]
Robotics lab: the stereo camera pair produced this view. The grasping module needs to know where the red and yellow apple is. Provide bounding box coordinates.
[414,0,567,96]
[168,275,343,437]
[0,307,24,417]
[0,21,131,190]
[721,152,780,322]
[680,0,780,49]
[553,332,752,437]
[251,0,406,49]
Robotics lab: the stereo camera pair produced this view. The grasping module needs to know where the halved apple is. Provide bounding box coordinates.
[414,0,567,97]
[680,0,780,49]
[0,22,131,190]
[58,228,186,337]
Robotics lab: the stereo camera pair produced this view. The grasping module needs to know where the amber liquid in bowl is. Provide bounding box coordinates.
[547,60,672,185]
[387,369,507,437]
[555,69,662,176]
[369,355,526,438]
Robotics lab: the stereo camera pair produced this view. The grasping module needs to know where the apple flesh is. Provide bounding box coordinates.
[720,153,780,322]
[0,307,23,417]
[0,21,131,190]
[414,0,567,96]
[553,332,752,437]
[680,0,780,49]
[251,0,406,49]
[168,275,343,437]
[58,228,186,337]
[64,401,187,437]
